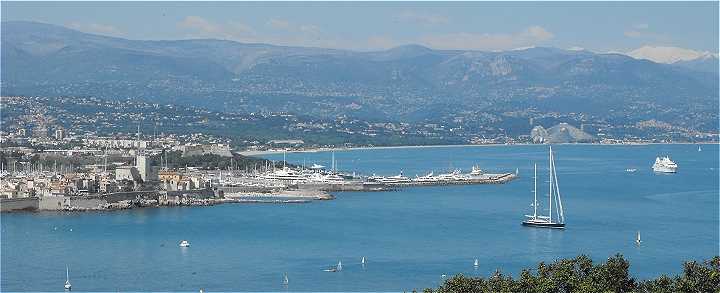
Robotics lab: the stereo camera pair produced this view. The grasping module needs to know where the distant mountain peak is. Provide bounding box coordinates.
[626,46,718,64]
[385,44,434,55]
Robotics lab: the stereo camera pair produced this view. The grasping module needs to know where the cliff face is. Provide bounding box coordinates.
[531,123,594,143]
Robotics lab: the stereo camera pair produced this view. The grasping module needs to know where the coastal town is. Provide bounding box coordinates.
[1,95,714,213]
[0,131,518,212]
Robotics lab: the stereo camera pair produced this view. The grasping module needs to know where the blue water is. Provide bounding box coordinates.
[2,144,718,291]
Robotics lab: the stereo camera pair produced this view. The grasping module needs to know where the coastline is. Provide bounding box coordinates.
[239,142,718,157]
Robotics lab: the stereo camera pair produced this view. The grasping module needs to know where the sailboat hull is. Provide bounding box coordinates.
[522,221,565,229]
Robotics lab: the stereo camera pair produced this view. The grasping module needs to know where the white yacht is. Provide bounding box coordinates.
[263,167,308,183]
[436,170,462,181]
[371,172,412,184]
[522,147,566,229]
[470,165,483,176]
[179,240,190,247]
[310,163,326,170]
[652,156,678,173]
[386,172,411,183]
[413,172,438,183]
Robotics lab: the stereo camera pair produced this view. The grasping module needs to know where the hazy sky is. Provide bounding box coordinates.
[2,1,718,53]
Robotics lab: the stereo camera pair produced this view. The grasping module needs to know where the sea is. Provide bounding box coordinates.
[1,144,718,292]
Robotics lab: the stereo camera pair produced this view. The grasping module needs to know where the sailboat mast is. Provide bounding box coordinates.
[549,146,553,223]
[533,164,538,219]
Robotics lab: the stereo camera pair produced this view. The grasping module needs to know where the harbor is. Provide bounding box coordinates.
[0,147,518,212]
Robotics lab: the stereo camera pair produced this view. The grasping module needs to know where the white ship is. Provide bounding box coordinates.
[652,156,678,173]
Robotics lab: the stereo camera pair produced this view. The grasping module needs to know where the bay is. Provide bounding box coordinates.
[2,144,718,291]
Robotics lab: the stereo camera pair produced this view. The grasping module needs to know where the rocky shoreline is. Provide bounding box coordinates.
[1,189,335,213]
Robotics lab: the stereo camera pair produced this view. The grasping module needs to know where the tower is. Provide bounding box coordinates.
[136,154,151,182]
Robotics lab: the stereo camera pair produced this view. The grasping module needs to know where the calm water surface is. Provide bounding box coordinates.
[2,144,718,291]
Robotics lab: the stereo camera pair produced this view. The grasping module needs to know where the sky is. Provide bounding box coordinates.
[2,1,718,54]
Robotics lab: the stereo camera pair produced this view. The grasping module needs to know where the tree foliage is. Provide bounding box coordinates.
[150,150,288,170]
[425,255,719,293]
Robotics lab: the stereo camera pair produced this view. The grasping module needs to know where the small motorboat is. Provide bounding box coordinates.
[625,168,637,173]
[179,240,190,247]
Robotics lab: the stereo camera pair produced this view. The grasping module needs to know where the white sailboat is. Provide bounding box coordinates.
[636,231,642,245]
[698,145,702,152]
[361,257,366,265]
[282,273,289,285]
[323,260,343,272]
[522,147,566,229]
[64,266,72,291]
[473,259,479,267]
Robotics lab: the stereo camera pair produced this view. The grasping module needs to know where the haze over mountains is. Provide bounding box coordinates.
[2,21,718,132]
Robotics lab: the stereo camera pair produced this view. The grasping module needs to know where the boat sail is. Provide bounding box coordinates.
[636,231,642,245]
[522,146,566,229]
[283,273,289,285]
[64,266,72,291]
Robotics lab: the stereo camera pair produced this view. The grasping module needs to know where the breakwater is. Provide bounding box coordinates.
[1,173,517,212]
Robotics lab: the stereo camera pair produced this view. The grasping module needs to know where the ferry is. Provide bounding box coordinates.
[652,156,678,173]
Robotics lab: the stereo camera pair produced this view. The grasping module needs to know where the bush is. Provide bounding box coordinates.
[425,255,719,293]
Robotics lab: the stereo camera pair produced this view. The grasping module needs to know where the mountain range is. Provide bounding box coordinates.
[2,21,718,132]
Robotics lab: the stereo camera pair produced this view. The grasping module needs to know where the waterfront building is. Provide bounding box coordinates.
[115,166,141,182]
[180,144,232,157]
[84,138,147,149]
